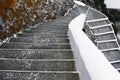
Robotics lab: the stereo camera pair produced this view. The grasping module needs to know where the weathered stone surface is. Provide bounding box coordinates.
[9,38,69,43]
[0,72,79,80]
[0,49,73,59]
[0,60,75,71]
[0,43,71,49]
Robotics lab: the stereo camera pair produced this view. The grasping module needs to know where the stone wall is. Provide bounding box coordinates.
[0,0,74,41]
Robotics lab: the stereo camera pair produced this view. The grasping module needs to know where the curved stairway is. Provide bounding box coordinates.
[1,1,120,79]
[0,4,83,80]
[86,7,120,73]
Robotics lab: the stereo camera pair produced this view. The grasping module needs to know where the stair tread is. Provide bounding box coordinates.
[17,33,68,38]
[103,49,120,62]
[86,8,106,20]
[93,31,114,36]
[96,33,116,41]
[0,59,75,71]
[111,61,120,69]
[86,18,108,23]
[0,49,73,59]
[0,71,79,80]
[23,30,67,33]
[98,41,119,50]
[0,43,71,49]
[89,24,111,29]
[87,19,109,27]
[91,25,113,34]
[9,38,69,43]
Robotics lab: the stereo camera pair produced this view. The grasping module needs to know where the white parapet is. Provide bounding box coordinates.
[68,13,120,80]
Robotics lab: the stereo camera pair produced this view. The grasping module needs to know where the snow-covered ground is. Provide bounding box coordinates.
[105,0,120,9]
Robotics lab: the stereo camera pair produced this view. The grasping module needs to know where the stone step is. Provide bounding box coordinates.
[93,31,113,36]
[91,26,113,34]
[98,41,118,50]
[0,71,79,80]
[0,59,75,71]
[77,5,89,14]
[17,33,68,38]
[87,19,109,27]
[68,9,80,16]
[112,62,120,69]
[9,38,69,43]
[39,21,68,27]
[30,27,68,31]
[38,23,68,27]
[89,24,111,29]
[23,30,67,34]
[18,32,67,36]
[17,35,68,38]
[0,49,73,59]
[96,33,116,41]
[0,43,71,49]
[102,49,120,62]
[86,18,108,23]
[26,28,68,32]
[30,26,68,30]
[86,8,106,20]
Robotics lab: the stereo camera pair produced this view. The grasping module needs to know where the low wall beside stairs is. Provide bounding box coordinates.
[68,10,120,80]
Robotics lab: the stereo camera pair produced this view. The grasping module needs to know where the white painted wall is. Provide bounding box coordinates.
[105,0,120,9]
[68,13,120,80]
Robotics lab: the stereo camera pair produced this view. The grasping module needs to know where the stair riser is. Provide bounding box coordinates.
[0,50,73,59]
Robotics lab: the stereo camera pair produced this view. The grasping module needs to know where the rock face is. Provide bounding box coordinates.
[0,0,74,41]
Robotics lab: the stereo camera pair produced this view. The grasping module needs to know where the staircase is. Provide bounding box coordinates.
[86,7,120,73]
[0,5,81,80]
